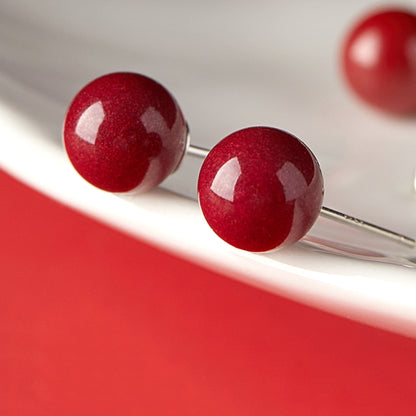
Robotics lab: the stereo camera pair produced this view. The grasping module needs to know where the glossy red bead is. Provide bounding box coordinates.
[198,127,324,252]
[342,8,416,114]
[64,72,187,192]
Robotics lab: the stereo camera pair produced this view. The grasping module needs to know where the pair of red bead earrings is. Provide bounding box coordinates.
[63,72,415,253]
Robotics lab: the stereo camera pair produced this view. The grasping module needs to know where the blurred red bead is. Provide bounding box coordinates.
[342,8,416,115]
[198,127,324,252]
[64,72,187,192]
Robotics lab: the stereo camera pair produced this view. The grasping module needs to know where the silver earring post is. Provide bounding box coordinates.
[188,143,416,249]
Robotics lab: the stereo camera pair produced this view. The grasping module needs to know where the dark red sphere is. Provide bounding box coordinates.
[64,72,187,192]
[198,127,324,252]
[342,8,416,115]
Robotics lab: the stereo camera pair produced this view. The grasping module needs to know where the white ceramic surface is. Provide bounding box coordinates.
[1,0,416,337]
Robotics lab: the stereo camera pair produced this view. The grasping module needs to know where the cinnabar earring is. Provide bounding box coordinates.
[197,127,324,252]
[197,127,416,252]
[63,72,416,252]
[63,72,188,193]
[342,7,416,115]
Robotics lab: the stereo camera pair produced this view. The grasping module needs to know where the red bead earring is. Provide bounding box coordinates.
[197,127,324,252]
[63,73,416,252]
[342,7,416,115]
[63,72,188,193]
[197,127,416,252]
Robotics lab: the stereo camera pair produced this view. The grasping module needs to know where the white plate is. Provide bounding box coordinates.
[1,0,416,337]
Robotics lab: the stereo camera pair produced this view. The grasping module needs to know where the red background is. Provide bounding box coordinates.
[1,169,416,415]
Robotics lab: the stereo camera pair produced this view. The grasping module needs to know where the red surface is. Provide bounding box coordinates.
[198,127,323,251]
[64,72,187,192]
[342,8,416,115]
[1,168,416,415]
